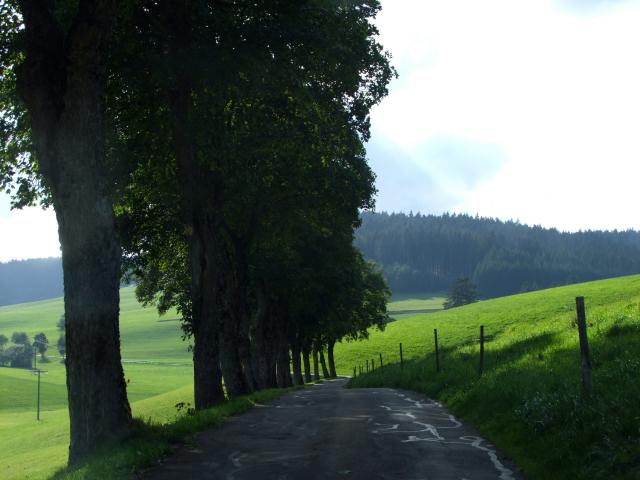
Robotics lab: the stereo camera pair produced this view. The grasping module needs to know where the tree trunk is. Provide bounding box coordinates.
[312,346,320,381]
[291,340,304,385]
[219,329,250,397]
[302,343,312,383]
[319,348,330,379]
[188,220,225,410]
[276,349,291,387]
[327,339,337,378]
[59,186,132,463]
[221,239,253,395]
[169,69,225,409]
[276,329,292,388]
[16,2,132,463]
[238,334,257,392]
[253,285,278,389]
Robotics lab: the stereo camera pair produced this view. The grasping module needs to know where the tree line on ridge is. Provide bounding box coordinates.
[356,211,640,297]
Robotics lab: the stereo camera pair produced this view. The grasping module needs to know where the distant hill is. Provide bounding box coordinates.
[355,212,640,297]
[0,257,63,306]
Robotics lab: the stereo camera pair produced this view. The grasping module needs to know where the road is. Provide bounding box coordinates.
[141,378,521,480]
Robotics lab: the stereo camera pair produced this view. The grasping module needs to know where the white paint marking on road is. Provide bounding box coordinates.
[229,451,244,468]
[413,421,444,440]
[461,436,515,480]
[401,436,470,445]
[372,423,400,434]
[393,411,417,420]
[446,414,462,429]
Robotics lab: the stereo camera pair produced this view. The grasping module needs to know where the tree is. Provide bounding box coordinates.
[116,0,393,407]
[1,1,131,462]
[34,332,48,359]
[8,344,33,369]
[443,277,479,309]
[0,333,8,349]
[11,331,29,345]
[57,334,66,360]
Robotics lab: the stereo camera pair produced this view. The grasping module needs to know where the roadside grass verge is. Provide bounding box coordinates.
[341,275,640,479]
[50,387,296,480]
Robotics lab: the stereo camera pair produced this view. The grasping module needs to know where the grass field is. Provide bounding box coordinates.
[387,292,445,319]
[0,287,194,480]
[3,277,639,479]
[336,275,640,479]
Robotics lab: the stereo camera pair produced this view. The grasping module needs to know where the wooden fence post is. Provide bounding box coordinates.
[379,352,383,369]
[400,343,404,369]
[434,328,440,373]
[479,325,485,376]
[576,296,592,395]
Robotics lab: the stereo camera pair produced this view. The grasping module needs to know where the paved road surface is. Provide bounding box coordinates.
[142,378,521,480]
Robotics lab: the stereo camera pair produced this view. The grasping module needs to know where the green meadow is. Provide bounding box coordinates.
[337,275,640,479]
[2,277,639,479]
[0,287,194,480]
[386,292,445,319]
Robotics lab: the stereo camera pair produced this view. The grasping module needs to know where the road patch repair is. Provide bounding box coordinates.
[142,378,521,479]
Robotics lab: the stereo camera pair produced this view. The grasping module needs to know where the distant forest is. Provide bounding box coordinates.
[355,212,640,297]
[3,213,640,305]
[0,258,63,306]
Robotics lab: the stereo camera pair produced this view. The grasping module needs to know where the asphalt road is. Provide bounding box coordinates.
[141,378,521,480]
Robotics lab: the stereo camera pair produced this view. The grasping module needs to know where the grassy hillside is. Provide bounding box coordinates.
[3,277,638,479]
[387,292,444,319]
[0,287,194,479]
[336,275,640,479]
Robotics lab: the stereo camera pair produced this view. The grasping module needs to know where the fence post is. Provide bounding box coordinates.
[479,325,485,376]
[576,296,592,395]
[434,328,440,373]
[400,343,404,369]
[379,352,383,369]
[366,359,369,373]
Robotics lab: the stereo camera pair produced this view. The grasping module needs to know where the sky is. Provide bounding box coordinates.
[2,0,640,261]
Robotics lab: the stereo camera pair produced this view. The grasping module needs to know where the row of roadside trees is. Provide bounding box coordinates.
[0,0,394,466]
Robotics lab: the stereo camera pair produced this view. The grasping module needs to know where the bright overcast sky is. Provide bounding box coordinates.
[1,0,640,261]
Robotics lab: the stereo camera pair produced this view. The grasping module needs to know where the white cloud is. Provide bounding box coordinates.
[0,193,60,262]
[370,0,640,231]
[2,1,640,260]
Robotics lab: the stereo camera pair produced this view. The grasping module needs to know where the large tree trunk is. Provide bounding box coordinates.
[253,285,278,389]
[319,348,330,379]
[188,225,225,410]
[291,340,304,386]
[327,339,337,378]
[16,2,132,463]
[238,334,257,392]
[302,342,312,383]
[275,328,292,388]
[58,176,132,463]
[220,239,252,396]
[312,346,320,381]
[219,328,250,397]
[169,68,225,409]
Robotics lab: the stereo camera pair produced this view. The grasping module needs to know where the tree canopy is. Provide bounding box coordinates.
[443,277,479,309]
[1,0,394,463]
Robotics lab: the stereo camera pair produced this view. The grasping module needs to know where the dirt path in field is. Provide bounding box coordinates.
[140,378,522,480]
